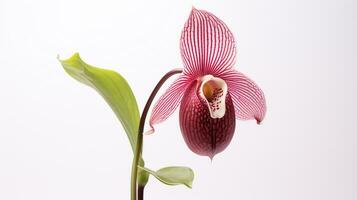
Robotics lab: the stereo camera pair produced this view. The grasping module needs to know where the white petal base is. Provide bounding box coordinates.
[198,75,228,119]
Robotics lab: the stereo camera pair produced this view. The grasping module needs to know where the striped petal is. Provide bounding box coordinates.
[221,70,266,123]
[149,75,190,133]
[180,8,236,78]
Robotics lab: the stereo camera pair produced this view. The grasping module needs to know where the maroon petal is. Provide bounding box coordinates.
[221,70,266,123]
[179,80,236,159]
[180,8,236,78]
[149,75,190,133]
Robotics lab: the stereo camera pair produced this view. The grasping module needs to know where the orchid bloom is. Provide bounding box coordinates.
[149,8,266,158]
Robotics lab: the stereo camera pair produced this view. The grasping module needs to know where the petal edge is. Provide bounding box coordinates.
[180,8,237,78]
[221,70,266,123]
[149,75,190,132]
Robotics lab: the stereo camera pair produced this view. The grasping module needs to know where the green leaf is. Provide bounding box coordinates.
[139,166,194,188]
[58,53,139,151]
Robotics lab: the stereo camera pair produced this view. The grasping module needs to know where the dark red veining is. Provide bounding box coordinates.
[179,80,236,159]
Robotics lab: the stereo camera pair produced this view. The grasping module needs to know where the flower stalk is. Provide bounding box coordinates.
[131,69,183,200]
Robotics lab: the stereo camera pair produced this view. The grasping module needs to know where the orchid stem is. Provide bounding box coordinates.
[138,185,144,200]
[130,68,183,200]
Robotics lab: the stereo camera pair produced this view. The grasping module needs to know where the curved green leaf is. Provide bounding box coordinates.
[139,166,194,188]
[58,53,139,151]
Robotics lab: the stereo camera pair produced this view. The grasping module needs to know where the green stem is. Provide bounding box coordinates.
[130,68,183,200]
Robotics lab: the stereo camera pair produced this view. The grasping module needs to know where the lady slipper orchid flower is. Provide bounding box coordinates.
[149,8,266,159]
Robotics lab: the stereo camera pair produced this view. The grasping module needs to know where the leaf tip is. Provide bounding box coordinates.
[58,52,81,63]
[185,181,193,189]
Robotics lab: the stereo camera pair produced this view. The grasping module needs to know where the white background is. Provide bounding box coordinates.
[0,0,356,200]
